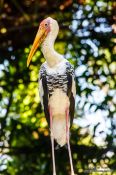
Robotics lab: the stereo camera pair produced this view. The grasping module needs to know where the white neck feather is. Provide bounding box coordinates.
[41,32,63,67]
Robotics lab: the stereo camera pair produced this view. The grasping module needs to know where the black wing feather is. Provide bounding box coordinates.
[39,65,50,126]
[69,93,75,127]
[66,69,75,127]
[41,76,50,126]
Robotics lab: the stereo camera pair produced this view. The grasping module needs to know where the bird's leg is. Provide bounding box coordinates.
[66,108,75,175]
[49,107,56,175]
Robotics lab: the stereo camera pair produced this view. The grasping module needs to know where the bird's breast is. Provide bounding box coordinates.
[49,88,70,116]
[40,60,68,96]
[46,73,68,96]
[44,59,67,75]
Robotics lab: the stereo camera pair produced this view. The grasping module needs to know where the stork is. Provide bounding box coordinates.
[27,17,76,175]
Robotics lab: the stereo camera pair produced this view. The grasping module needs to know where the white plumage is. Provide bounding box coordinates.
[27,17,76,175]
[39,59,76,147]
[49,88,70,146]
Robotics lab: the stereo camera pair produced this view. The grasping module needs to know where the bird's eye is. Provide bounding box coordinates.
[45,23,48,27]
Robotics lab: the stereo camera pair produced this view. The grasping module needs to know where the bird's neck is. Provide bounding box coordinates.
[41,34,63,67]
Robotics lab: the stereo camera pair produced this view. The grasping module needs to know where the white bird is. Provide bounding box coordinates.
[27,17,76,175]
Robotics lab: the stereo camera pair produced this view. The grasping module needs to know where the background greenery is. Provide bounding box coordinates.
[0,0,115,174]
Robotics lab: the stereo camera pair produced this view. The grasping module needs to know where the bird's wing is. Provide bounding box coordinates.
[39,64,50,126]
[66,62,76,127]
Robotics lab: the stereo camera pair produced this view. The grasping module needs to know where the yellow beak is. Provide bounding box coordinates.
[27,27,47,67]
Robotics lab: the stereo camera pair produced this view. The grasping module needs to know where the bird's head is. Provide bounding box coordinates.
[27,17,59,67]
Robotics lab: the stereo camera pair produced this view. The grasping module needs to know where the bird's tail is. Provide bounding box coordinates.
[52,114,68,147]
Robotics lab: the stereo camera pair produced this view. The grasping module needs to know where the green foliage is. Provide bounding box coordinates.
[0,0,115,175]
